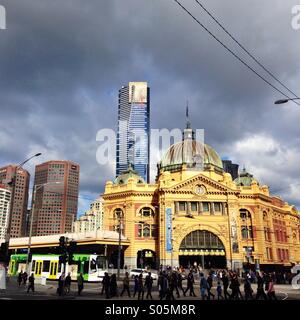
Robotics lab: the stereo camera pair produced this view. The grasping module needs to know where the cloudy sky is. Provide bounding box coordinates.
[1,0,300,214]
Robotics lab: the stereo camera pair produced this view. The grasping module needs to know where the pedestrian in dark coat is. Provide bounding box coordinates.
[145,272,153,299]
[244,278,253,300]
[22,271,28,285]
[58,273,65,296]
[27,273,35,293]
[120,272,131,297]
[184,270,196,297]
[222,272,230,299]
[256,273,267,300]
[137,274,144,300]
[110,274,118,297]
[77,273,84,296]
[18,271,23,287]
[103,272,111,299]
[133,275,139,297]
[65,272,71,294]
[206,274,215,300]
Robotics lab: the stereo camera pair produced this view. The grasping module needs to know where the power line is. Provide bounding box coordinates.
[194,0,300,106]
[173,0,300,106]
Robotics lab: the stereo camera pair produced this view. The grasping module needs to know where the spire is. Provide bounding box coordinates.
[186,100,191,129]
[183,100,194,141]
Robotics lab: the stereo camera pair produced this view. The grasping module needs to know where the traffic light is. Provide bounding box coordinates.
[68,241,77,264]
[28,252,32,263]
[0,242,9,263]
[59,254,67,265]
[59,236,66,248]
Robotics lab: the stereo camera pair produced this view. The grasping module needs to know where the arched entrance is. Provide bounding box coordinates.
[179,230,226,269]
[137,249,156,269]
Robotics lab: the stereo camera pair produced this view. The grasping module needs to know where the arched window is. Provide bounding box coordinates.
[239,209,253,239]
[143,224,151,237]
[179,230,224,250]
[139,207,154,218]
[136,223,157,238]
[240,209,251,219]
[114,208,124,219]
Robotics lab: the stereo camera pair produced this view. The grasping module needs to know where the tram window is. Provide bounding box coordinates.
[58,263,62,273]
[96,256,105,269]
[31,261,35,271]
[90,259,97,272]
[83,261,89,274]
[43,261,50,272]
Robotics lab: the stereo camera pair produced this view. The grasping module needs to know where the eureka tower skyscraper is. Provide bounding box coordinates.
[116,82,150,182]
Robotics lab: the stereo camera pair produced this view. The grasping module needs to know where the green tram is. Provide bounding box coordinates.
[9,254,107,282]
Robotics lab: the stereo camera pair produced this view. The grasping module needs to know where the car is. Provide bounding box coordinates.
[129,268,158,280]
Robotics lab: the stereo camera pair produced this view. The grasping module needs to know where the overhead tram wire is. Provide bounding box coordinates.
[173,0,300,105]
[194,0,300,106]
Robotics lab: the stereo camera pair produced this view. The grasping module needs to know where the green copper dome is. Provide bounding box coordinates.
[234,168,256,186]
[158,140,223,172]
[114,164,145,185]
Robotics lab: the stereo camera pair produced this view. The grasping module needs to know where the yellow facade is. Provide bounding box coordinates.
[102,131,300,271]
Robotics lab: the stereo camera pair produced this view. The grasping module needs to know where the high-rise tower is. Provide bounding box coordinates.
[32,160,79,236]
[116,82,150,182]
[0,165,30,237]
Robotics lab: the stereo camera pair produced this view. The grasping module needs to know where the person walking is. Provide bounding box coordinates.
[256,273,267,300]
[65,272,71,294]
[206,273,215,300]
[177,272,185,296]
[165,272,175,300]
[120,272,131,298]
[222,272,230,299]
[145,272,153,300]
[17,271,23,287]
[230,274,241,300]
[110,274,118,298]
[158,272,167,300]
[200,273,208,300]
[22,271,28,285]
[137,273,144,300]
[133,275,139,298]
[244,277,253,300]
[216,281,224,300]
[267,278,277,300]
[27,273,35,293]
[103,272,111,299]
[58,273,65,296]
[172,272,180,298]
[184,270,196,297]
[77,272,84,296]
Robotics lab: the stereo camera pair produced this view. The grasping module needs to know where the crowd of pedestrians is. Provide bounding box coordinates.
[16,266,285,300]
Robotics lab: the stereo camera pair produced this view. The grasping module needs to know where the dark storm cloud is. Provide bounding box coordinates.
[0,0,300,212]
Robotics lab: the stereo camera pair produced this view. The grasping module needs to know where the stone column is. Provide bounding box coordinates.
[210,202,215,215]
[221,203,225,215]
[175,202,179,214]
[198,202,203,215]
[187,202,191,216]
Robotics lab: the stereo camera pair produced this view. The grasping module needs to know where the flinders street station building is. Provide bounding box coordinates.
[102,124,300,272]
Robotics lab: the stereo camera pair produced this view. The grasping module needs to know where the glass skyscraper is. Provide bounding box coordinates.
[116,82,150,182]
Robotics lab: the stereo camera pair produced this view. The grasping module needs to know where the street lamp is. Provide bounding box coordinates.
[274,98,300,105]
[25,181,62,274]
[5,153,42,266]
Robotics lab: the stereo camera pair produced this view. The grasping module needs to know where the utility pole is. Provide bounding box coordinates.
[117,215,122,280]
